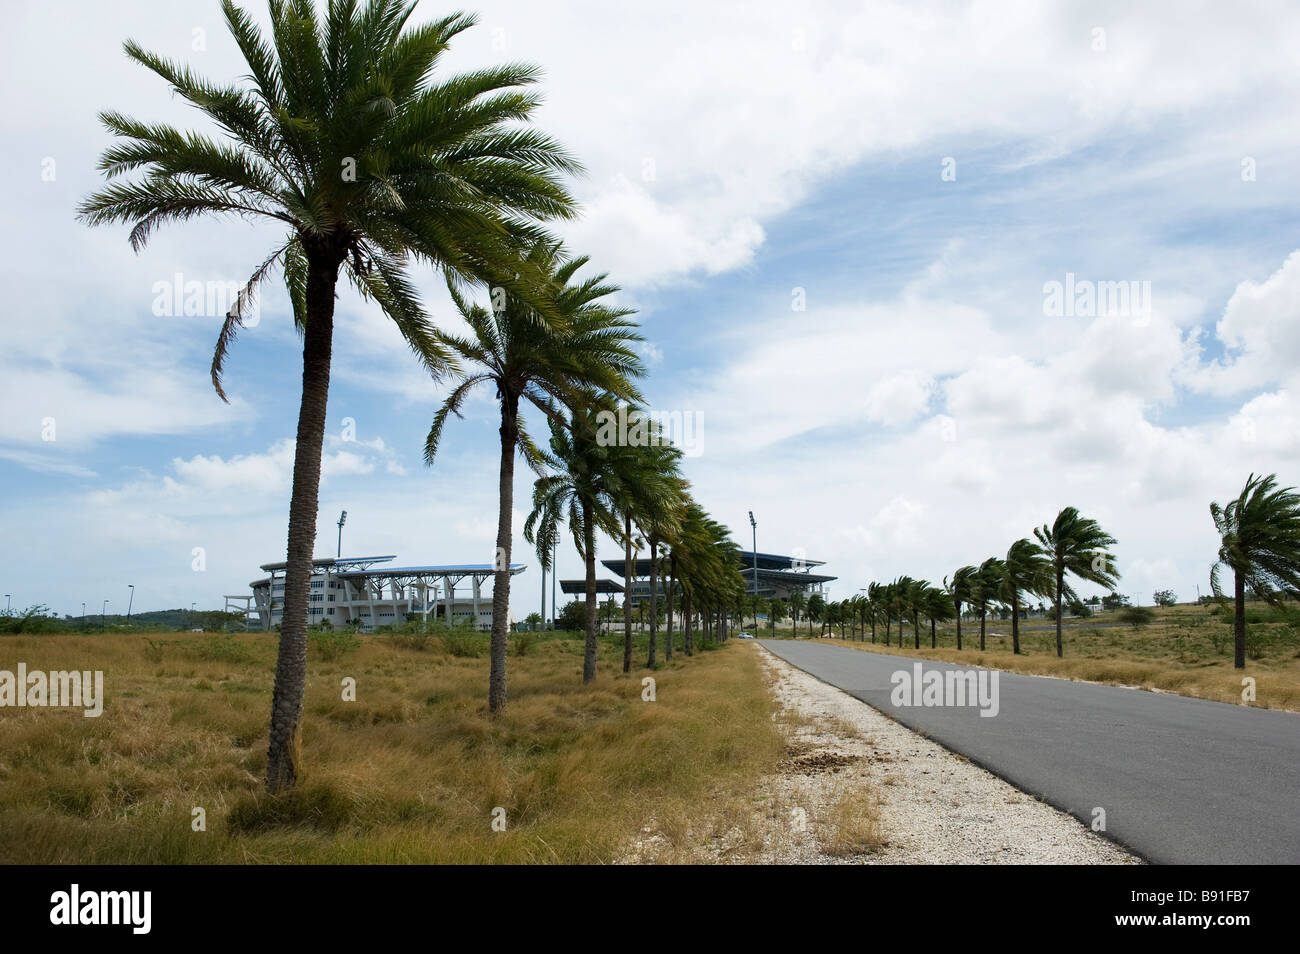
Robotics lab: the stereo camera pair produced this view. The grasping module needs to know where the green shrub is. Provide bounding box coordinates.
[1118,606,1155,628]
[308,629,360,661]
[192,635,258,665]
[441,629,488,658]
[511,633,537,657]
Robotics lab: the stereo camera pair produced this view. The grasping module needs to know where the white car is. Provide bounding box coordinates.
[738,631,755,639]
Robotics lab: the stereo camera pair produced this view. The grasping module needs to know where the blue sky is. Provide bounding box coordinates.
[3,0,1300,617]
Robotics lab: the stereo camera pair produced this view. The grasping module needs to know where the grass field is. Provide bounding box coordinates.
[0,629,783,863]
[789,602,1300,710]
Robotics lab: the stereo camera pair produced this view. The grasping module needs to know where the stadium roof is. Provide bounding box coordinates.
[339,564,526,576]
[259,554,396,572]
[741,567,837,587]
[560,579,625,595]
[602,551,826,578]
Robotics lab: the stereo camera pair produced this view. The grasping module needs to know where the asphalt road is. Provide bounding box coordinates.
[758,639,1300,864]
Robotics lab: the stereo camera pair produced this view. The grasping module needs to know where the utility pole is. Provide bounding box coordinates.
[101,599,109,632]
[540,556,546,632]
[126,584,134,624]
[337,510,347,558]
[551,538,557,630]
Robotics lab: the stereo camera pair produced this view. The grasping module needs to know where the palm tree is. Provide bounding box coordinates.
[904,578,929,650]
[526,407,633,684]
[972,558,1003,651]
[80,1,581,793]
[1034,507,1120,658]
[945,566,978,651]
[611,425,685,667]
[428,246,643,708]
[924,585,954,648]
[1001,539,1052,655]
[768,598,786,635]
[866,582,884,643]
[788,590,806,638]
[1210,473,1300,669]
[807,593,825,637]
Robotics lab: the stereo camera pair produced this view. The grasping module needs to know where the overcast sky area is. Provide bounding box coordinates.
[3,0,1300,617]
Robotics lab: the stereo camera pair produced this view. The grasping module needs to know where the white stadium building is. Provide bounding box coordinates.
[250,555,525,632]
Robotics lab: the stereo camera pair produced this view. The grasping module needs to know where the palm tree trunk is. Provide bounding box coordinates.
[622,515,633,673]
[683,593,693,656]
[954,601,963,650]
[913,613,920,650]
[1054,568,1065,658]
[647,538,659,666]
[665,556,675,661]
[930,617,936,648]
[979,606,987,651]
[870,615,876,643]
[265,253,338,795]
[1234,569,1246,669]
[1011,589,1021,655]
[582,503,598,682]
[885,617,891,645]
[488,393,519,711]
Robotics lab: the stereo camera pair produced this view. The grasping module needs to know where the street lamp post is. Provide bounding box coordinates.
[3,594,9,614]
[81,601,86,626]
[126,584,135,624]
[100,599,109,632]
[748,511,758,596]
[337,510,347,558]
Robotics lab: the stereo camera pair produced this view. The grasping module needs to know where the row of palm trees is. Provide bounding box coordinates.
[779,507,1121,660]
[79,0,743,794]
[792,474,1300,675]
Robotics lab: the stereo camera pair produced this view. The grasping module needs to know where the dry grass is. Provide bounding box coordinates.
[818,784,884,857]
[801,602,1300,710]
[0,630,782,863]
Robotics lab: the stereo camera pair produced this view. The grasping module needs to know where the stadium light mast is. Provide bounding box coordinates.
[126,584,134,623]
[337,510,347,558]
[748,511,757,596]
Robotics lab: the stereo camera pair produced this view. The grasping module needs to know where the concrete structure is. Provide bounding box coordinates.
[250,555,525,632]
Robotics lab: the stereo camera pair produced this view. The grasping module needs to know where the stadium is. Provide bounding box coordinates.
[249,555,525,632]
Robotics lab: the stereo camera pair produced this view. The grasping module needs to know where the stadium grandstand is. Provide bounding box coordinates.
[250,555,524,632]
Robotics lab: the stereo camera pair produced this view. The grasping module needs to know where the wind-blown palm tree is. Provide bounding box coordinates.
[1001,539,1052,655]
[924,585,955,648]
[972,558,1003,651]
[807,593,825,638]
[1210,473,1300,669]
[788,590,806,639]
[1034,507,1120,658]
[427,245,643,708]
[945,566,978,651]
[79,0,581,792]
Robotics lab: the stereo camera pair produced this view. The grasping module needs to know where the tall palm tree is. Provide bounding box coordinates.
[80,1,581,793]
[788,590,806,639]
[866,582,884,643]
[427,246,643,708]
[1034,507,1120,658]
[945,566,978,650]
[1001,539,1052,655]
[525,407,633,684]
[1210,473,1300,669]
